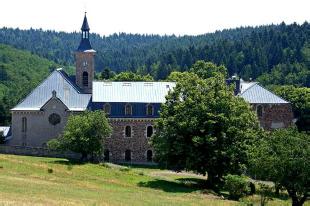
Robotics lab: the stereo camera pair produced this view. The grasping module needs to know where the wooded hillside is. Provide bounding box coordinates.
[1,22,309,84]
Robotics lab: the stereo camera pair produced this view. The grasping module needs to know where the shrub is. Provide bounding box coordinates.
[137,171,144,176]
[47,168,53,173]
[99,162,111,168]
[258,183,273,206]
[119,167,131,172]
[224,174,249,200]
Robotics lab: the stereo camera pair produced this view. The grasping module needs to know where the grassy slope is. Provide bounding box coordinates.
[0,155,306,206]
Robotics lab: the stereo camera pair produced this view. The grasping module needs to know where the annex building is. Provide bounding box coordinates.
[4,14,294,163]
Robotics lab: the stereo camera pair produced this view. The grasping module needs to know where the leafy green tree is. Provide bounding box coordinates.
[249,128,309,206]
[111,71,154,81]
[190,60,228,79]
[100,67,115,80]
[152,71,260,187]
[48,111,112,160]
[272,85,310,132]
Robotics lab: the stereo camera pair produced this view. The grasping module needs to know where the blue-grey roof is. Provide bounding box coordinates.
[81,13,90,31]
[240,81,289,104]
[77,39,94,52]
[12,69,91,111]
[0,126,11,139]
[92,81,176,103]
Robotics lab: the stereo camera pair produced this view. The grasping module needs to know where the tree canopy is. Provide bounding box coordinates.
[48,111,112,160]
[152,65,261,186]
[110,71,154,81]
[249,128,310,206]
[271,85,310,132]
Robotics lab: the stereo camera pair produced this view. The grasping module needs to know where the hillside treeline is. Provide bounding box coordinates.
[0,22,309,85]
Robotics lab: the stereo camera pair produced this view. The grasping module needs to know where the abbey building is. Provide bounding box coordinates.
[4,14,294,163]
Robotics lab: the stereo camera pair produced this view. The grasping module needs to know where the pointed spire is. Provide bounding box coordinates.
[81,12,90,31]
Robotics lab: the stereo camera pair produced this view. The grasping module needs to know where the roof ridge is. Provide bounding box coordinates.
[56,69,83,94]
[240,82,258,95]
[11,70,58,110]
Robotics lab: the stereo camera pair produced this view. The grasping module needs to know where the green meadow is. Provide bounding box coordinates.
[0,154,307,206]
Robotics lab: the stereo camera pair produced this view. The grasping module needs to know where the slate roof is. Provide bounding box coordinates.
[81,13,90,31]
[77,39,94,52]
[239,81,288,104]
[0,126,11,139]
[12,69,91,111]
[92,81,176,103]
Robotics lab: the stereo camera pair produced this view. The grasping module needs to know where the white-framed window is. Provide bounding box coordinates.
[125,104,132,116]
[83,60,88,67]
[146,125,154,138]
[146,104,154,116]
[103,103,111,115]
[125,126,132,138]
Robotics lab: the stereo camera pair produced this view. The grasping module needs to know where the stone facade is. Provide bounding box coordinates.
[253,103,294,130]
[9,97,70,147]
[75,51,95,93]
[104,119,155,163]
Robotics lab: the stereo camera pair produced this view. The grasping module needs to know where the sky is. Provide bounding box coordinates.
[0,0,309,36]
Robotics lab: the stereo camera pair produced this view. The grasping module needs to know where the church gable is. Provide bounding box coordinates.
[40,91,69,111]
[11,69,91,111]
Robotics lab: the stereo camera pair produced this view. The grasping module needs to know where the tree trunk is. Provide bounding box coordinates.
[288,190,307,206]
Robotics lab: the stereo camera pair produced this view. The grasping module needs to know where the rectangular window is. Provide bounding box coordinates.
[22,117,27,132]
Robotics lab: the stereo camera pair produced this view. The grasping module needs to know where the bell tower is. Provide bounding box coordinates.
[75,12,96,93]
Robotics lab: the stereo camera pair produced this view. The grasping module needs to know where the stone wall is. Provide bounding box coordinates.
[105,118,155,163]
[253,103,294,130]
[0,145,80,159]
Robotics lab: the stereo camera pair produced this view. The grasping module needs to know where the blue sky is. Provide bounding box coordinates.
[0,0,309,36]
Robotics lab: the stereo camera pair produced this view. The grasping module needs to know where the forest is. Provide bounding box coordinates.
[0,22,309,84]
[0,22,309,125]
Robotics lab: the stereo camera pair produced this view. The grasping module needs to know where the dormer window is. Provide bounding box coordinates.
[103,103,111,115]
[125,104,132,116]
[146,104,154,116]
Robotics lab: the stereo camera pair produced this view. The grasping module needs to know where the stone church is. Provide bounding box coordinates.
[5,14,294,163]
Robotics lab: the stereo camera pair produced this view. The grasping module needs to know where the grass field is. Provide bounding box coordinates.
[0,154,308,206]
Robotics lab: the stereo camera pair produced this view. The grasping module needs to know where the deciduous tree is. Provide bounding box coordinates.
[249,128,309,206]
[48,111,112,160]
[152,69,260,187]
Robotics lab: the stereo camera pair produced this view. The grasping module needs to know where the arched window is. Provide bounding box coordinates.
[146,104,154,116]
[146,125,153,138]
[22,117,27,132]
[125,104,132,116]
[103,103,111,115]
[125,126,132,138]
[257,105,263,118]
[104,149,110,162]
[147,150,153,162]
[82,71,88,87]
[125,150,131,161]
